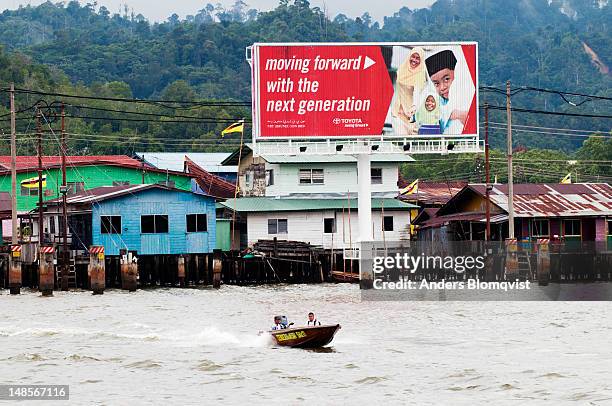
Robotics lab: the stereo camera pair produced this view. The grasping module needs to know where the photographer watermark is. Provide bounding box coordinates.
[374,276,531,292]
[361,241,612,301]
[373,252,486,275]
[372,252,530,291]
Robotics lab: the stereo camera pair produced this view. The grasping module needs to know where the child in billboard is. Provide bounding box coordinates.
[391,47,427,134]
[425,49,469,135]
[415,91,442,135]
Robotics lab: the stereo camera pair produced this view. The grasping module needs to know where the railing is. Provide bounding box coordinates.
[343,247,360,260]
[251,136,483,156]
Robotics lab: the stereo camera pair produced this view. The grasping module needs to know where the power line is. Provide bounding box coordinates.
[483,104,612,119]
[479,85,612,103]
[62,114,249,124]
[486,122,609,134]
[64,103,250,122]
[485,125,611,138]
[1,87,251,107]
[408,156,612,164]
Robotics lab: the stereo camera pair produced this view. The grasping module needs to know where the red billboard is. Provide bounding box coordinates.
[249,42,478,139]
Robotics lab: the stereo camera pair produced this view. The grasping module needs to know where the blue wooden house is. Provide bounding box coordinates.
[41,184,216,256]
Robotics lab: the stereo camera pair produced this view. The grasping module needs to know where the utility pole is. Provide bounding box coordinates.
[10,83,17,244]
[60,103,69,291]
[506,81,515,239]
[36,108,44,248]
[484,102,491,241]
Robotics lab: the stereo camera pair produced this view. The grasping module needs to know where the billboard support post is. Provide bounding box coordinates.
[357,153,374,289]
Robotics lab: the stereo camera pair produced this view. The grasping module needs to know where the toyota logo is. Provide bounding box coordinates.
[333,118,341,125]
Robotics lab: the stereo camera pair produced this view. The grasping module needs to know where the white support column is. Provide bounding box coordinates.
[357,153,374,289]
[357,153,372,243]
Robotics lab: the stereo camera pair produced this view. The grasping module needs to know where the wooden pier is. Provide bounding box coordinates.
[0,238,359,292]
[4,240,609,292]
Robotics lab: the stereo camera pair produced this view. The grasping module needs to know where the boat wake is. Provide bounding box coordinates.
[0,325,273,348]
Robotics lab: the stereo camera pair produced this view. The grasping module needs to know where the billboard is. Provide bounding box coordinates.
[249,42,478,139]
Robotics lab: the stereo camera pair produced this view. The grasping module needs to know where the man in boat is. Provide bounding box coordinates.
[271,315,287,330]
[307,312,321,326]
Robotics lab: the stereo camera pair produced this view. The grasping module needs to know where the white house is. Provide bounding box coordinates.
[219,197,418,249]
[221,146,412,197]
[218,146,416,250]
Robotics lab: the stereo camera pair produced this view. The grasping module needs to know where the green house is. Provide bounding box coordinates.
[0,156,194,212]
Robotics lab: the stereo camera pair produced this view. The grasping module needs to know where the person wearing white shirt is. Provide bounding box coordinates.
[307,312,321,326]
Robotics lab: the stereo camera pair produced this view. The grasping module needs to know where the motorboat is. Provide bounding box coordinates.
[269,324,341,348]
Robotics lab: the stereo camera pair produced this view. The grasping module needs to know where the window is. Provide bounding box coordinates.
[383,216,394,232]
[266,170,274,186]
[67,182,85,195]
[563,219,581,236]
[141,215,169,234]
[101,215,122,234]
[324,218,336,234]
[299,169,324,185]
[112,181,130,186]
[21,186,38,196]
[268,219,288,234]
[371,168,383,184]
[49,216,56,234]
[186,214,207,232]
[531,219,549,237]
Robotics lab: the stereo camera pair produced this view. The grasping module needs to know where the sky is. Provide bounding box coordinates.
[1,0,435,23]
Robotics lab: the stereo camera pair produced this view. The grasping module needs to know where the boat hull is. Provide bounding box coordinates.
[269,324,341,348]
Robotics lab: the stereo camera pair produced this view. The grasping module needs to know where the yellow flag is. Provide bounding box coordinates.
[560,173,572,184]
[21,175,47,189]
[400,179,419,195]
[221,121,244,137]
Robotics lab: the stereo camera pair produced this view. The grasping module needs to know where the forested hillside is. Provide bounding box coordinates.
[0,0,610,181]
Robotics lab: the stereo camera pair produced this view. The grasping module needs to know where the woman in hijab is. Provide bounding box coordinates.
[392,47,427,134]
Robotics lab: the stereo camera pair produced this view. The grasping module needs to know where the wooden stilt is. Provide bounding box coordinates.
[213,250,222,289]
[89,246,105,295]
[9,245,22,295]
[178,255,186,287]
[39,247,55,297]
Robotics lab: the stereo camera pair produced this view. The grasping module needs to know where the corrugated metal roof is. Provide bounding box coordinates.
[399,181,467,206]
[469,183,612,217]
[420,212,486,228]
[185,156,236,199]
[0,155,146,172]
[136,152,237,173]
[220,197,418,212]
[45,184,202,206]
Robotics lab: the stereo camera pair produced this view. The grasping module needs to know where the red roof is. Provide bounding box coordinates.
[185,156,236,199]
[0,155,146,172]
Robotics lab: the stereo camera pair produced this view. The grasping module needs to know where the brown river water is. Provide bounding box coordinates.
[1,284,612,405]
